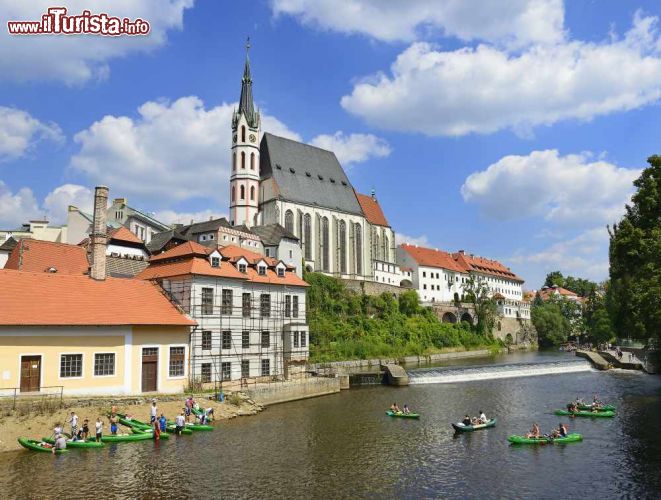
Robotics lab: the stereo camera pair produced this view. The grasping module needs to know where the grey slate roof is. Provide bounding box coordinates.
[260,133,364,216]
[177,217,238,237]
[0,237,19,252]
[146,229,189,254]
[251,224,299,246]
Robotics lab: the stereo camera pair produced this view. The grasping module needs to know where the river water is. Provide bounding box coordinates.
[1,352,660,499]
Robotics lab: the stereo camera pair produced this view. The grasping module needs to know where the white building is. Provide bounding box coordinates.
[138,241,309,387]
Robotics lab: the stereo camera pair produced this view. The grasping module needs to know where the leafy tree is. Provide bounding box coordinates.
[462,276,498,337]
[608,155,661,342]
[398,290,419,316]
[544,271,564,288]
[532,302,570,347]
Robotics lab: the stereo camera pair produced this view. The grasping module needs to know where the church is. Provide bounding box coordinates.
[229,47,403,288]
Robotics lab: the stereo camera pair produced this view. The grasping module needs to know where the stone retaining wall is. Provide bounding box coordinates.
[244,377,341,406]
[343,279,406,296]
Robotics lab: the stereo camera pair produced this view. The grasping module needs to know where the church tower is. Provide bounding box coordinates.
[229,39,261,227]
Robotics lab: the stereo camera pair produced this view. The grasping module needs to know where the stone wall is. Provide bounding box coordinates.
[243,376,341,406]
[343,279,406,296]
[494,317,537,344]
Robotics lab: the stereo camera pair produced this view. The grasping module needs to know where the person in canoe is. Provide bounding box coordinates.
[567,402,578,412]
[390,403,400,413]
[551,423,568,438]
[478,411,487,424]
[81,419,90,441]
[462,415,472,426]
[402,405,411,414]
[525,423,541,439]
[51,423,63,440]
[52,434,67,455]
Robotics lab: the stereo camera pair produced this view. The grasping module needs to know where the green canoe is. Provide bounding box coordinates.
[508,433,583,445]
[18,437,68,454]
[100,431,154,443]
[165,424,193,435]
[386,410,420,419]
[452,418,497,432]
[192,407,214,422]
[576,404,616,412]
[130,427,169,439]
[555,410,615,418]
[116,414,152,430]
[42,437,104,449]
[167,420,214,431]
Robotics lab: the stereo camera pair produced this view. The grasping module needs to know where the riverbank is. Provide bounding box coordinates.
[0,393,262,454]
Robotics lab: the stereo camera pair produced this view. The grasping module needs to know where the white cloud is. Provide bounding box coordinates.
[70,96,299,209]
[0,0,193,84]
[461,149,639,227]
[341,14,661,136]
[272,0,564,46]
[43,183,93,224]
[0,181,40,227]
[395,232,429,247]
[154,208,226,226]
[510,227,610,284]
[309,131,391,166]
[0,106,63,161]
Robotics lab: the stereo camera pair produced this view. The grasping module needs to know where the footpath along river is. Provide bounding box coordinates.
[1,352,660,499]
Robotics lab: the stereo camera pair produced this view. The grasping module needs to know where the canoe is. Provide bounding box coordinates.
[508,433,583,445]
[577,404,616,412]
[42,437,104,449]
[555,410,615,418]
[452,418,497,432]
[192,407,214,422]
[116,414,152,430]
[18,437,68,454]
[130,427,169,439]
[165,424,193,435]
[100,432,154,443]
[167,420,214,431]
[386,410,420,419]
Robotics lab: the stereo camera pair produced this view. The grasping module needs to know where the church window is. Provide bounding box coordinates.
[383,235,389,262]
[250,186,255,201]
[232,152,236,171]
[240,185,245,200]
[321,217,330,272]
[284,210,294,233]
[339,220,347,274]
[355,224,362,275]
[241,151,245,169]
[241,126,246,143]
[374,233,380,261]
[304,214,312,260]
[231,186,236,202]
[250,152,255,170]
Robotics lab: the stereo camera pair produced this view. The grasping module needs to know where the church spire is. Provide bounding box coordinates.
[237,37,258,128]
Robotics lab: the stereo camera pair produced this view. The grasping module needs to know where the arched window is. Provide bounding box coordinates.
[321,217,330,272]
[241,151,245,169]
[383,235,389,262]
[250,152,255,170]
[339,220,347,274]
[232,152,236,171]
[355,224,362,275]
[250,185,255,201]
[284,210,294,233]
[241,125,246,143]
[374,232,380,261]
[240,185,245,200]
[304,214,312,260]
[231,186,235,202]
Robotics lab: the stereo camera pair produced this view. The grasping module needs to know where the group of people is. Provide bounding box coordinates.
[461,411,488,426]
[568,395,604,412]
[390,403,412,414]
[525,422,568,439]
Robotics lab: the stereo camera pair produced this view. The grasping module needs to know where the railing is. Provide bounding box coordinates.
[0,385,64,410]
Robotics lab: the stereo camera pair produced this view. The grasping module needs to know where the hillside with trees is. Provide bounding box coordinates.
[305,272,499,362]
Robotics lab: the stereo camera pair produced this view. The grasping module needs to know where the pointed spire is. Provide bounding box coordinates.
[237,36,258,128]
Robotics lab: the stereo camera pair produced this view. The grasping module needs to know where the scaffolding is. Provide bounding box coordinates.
[159,277,309,393]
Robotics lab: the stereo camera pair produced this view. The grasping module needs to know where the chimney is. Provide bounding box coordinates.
[458,250,465,255]
[90,186,109,281]
[113,197,127,205]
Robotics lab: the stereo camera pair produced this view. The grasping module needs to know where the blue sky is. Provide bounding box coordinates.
[1,0,660,289]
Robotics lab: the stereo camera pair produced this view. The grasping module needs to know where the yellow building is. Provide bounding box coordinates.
[0,269,196,396]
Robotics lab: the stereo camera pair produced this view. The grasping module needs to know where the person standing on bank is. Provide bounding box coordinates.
[150,401,158,424]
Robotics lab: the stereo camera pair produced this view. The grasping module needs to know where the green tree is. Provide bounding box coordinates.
[544,271,564,288]
[531,302,570,347]
[398,290,419,316]
[608,155,661,342]
[462,277,498,337]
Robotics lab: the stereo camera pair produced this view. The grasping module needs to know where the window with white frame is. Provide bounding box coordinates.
[258,265,267,276]
[241,360,250,378]
[222,330,232,350]
[211,256,220,267]
[292,295,299,318]
[277,267,285,277]
[261,358,270,376]
[261,330,270,348]
[94,353,115,376]
[169,347,185,377]
[60,354,82,378]
[300,332,307,347]
[293,331,299,348]
[221,362,231,381]
[201,330,212,350]
[201,363,212,383]
[242,330,250,349]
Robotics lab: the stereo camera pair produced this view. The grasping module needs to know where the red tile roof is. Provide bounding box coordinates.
[453,252,523,282]
[219,244,279,266]
[400,244,465,273]
[109,226,143,245]
[5,239,89,275]
[138,257,247,280]
[0,269,195,326]
[356,193,389,227]
[538,286,579,301]
[150,241,211,262]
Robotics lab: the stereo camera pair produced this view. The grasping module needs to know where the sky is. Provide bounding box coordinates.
[0,0,659,289]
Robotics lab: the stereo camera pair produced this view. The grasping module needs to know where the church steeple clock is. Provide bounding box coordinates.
[229,38,261,227]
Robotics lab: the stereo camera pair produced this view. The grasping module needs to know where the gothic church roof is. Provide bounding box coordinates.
[260,133,364,216]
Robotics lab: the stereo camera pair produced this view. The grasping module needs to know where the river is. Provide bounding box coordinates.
[1,352,660,499]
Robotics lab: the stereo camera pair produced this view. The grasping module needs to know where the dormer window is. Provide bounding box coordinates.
[211,257,220,268]
[277,268,285,278]
[258,265,266,276]
[238,263,247,273]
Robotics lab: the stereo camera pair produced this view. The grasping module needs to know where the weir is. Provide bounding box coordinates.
[407,359,593,385]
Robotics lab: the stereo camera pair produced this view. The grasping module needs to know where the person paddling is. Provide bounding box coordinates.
[525,423,541,439]
[462,415,472,426]
[390,403,400,413]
